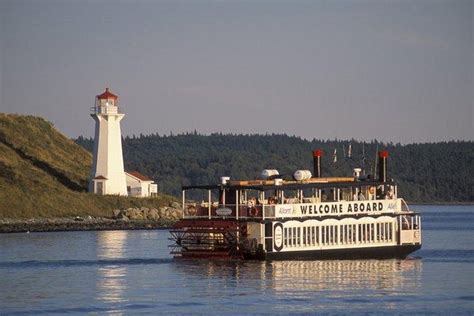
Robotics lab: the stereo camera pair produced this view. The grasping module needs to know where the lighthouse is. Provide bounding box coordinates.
[89,88,128,195]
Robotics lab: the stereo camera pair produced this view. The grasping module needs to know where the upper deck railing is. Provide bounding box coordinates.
[182,198,408,220]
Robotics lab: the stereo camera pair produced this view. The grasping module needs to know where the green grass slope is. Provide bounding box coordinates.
[0,114,176,219]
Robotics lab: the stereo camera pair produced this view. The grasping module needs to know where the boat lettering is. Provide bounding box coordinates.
[300,204,343,215]
[278,206,293,215]
[300,201,384,216]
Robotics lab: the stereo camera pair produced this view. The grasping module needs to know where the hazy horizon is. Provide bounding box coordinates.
[1,0,472,144]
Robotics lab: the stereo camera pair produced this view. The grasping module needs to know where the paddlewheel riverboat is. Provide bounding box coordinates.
[169,150,421,260]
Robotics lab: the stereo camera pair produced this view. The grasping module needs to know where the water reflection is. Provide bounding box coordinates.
[97,231,128,259]
[269,259,422,292]
[173,258,422,301]
[96,231,129,312]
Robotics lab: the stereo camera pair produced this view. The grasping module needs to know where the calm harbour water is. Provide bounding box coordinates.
[0,205,473,315]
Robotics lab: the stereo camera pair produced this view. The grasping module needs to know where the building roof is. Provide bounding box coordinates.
[126,171,153,182]
[97,88,118,100]
[93,175,108,180]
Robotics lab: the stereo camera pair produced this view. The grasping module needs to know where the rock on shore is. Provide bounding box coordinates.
[111,205,183,222]
[0,203,183,233]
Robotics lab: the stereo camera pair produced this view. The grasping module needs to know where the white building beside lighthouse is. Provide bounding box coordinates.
[89,88,128,195]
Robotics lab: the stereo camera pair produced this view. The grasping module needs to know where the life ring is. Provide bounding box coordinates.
[369,187,375,195]
[185,205,197,216]
[248,207,258,217]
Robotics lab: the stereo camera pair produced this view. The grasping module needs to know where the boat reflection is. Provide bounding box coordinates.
[96,231,129,310]
[269,259,422,292]
[173,258,422,295]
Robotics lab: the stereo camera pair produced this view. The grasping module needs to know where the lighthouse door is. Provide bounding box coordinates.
[96,182,104,195]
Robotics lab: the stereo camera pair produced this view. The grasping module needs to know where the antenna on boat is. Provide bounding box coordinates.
[361,143,367,174]
[373,144,379,177]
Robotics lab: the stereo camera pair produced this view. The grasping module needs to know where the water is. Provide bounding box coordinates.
[0,205,473,314]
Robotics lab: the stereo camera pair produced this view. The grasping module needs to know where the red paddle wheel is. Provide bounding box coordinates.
[169,219,248,259]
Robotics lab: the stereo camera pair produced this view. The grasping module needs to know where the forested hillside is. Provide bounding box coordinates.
[76,133,473,203]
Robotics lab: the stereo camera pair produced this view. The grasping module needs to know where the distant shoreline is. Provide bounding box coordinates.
[0,218,175,234]
[1,202,472,234]
[407,202,474,206]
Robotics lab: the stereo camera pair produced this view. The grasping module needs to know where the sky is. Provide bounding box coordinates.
[0,0,472,144]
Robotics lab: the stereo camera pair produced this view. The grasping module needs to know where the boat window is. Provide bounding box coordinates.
[351,224,355,243]
[292,227,295,246]
[307,226,311,245]
[342,225,346,244]
[326,226,330,245]
[378,223,381,242]
[309,226,313,245]
[348,225,352,244]
[287,227,290,247]
[383,223,387,241]
[385,223,391,241]
[307,227,311,245]
[328,226,332,245]
[303,226,309,246]
[370,223,375,242]
[367,224,371,242]
[338,225,342,244]
[321,226,325,245]
[298,227,302,246]
[357,224,362,243]
[315,226,319,245]
[303,226,307,245]
[331,225,334,245]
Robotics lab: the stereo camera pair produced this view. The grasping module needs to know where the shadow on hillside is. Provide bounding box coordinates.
[0,137,87,192]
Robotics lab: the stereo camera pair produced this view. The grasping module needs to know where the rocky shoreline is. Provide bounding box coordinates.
[0,204,183,233]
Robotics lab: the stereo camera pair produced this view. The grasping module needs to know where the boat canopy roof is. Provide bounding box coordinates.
[182,179,394,191]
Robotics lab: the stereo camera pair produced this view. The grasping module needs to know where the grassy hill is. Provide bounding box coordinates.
[0,114,176,219]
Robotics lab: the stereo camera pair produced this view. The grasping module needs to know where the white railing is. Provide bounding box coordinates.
[400,199,411,212]
[90,106,123,115]
[182,198,405,220]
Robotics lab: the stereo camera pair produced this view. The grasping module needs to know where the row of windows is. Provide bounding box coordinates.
[282,222,394,248]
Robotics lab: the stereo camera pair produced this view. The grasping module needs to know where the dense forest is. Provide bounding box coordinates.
[76,134,473,203]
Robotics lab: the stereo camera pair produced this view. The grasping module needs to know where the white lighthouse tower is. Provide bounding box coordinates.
[89,88,128,195]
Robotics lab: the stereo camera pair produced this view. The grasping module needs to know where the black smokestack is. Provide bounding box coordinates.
[312,149,323,178]
[378,150,389,182]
